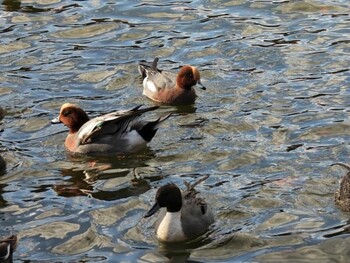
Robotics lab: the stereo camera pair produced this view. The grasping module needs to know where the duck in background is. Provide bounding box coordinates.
[0,155,6,174]
[144,176,214,243]
[51,104,170,155]
[0,235,18,263]
[334,163,350,211]
[138,58,206,105]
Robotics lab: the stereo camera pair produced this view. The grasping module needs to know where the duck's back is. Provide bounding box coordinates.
[70,107,163,154]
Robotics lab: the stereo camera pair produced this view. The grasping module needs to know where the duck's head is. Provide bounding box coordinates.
[51,103,89,133]
[177,66,206,91]
[144,183,182,217]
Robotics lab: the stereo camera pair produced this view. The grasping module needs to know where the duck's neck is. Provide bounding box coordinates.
[157,211,186,242]
[69,110,89,133]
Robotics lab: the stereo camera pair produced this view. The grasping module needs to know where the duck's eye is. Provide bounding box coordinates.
[62,109,71,117]
[188,72,193,78]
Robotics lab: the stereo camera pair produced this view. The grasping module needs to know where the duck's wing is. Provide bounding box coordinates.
[77,105,160,145]
[0,235,17,260]
[181,188,214,238]
[183,188,213,219]
[182,175,214,223]
[139,58,177,90]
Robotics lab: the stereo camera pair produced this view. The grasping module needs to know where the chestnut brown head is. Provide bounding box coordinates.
[176,66,206,91]
[51,103,89,133]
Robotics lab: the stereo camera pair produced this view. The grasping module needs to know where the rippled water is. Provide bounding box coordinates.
[1,0,350,262]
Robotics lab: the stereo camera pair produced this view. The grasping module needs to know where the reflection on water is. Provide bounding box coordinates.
[1,0,350,262]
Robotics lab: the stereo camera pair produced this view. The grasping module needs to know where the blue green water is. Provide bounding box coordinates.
[1,0,350,262]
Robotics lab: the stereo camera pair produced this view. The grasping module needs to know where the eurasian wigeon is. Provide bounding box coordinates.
[0,235,17,262]
[144,177,214,243]
[138,58,206,105]
[334,163,350,211]
[51,104,170,155]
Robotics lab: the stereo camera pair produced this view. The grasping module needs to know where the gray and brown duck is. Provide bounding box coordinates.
[334,163,350,211]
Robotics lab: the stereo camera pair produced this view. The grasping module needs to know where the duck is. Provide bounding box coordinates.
[334,163,350,211]
[144,177,214,243]
[0,155,6,174]
[0,235,17,262]
[51,104,170,155]
[138,58,206,105]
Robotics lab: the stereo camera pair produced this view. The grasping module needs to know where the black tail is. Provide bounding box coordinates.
[151,57,159,71]
[138,114,171,142]
[130,105,159,115]
[138,58,159,79]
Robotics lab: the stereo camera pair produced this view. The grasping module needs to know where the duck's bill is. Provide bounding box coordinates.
[143,202,160,218]
[197,81,206,90]
[51,116,61,124]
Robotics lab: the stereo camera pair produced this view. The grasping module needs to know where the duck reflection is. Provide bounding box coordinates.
[53,151,156,201]
[165,105,198,115]
[157,240,211,263]
[159,250,193,263]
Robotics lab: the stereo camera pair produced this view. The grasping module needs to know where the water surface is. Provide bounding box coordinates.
[1,0,350,262]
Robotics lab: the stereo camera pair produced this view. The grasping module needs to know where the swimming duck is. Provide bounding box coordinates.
[0,155,6,174]
[144,178,214,243]
[138,58,206,105]
[334,163,350,211]
[0,235,17,262]
[51,104,170,155]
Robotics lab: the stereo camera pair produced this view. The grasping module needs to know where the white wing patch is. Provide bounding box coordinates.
[144,77,158,93]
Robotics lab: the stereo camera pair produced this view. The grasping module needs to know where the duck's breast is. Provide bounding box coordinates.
[156,211,187,242]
